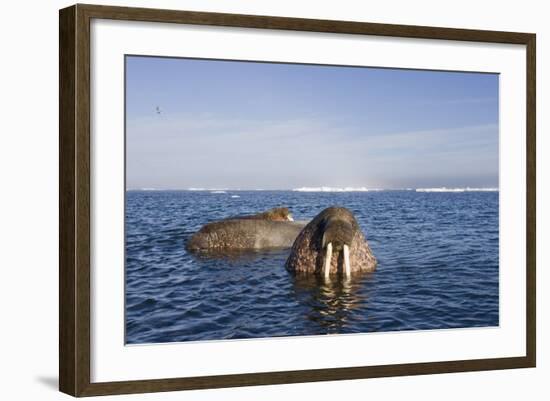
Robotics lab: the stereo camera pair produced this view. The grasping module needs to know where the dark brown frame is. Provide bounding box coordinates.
[59,3,536,397]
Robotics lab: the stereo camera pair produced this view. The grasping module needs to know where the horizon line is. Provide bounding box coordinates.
[126,186,499,192]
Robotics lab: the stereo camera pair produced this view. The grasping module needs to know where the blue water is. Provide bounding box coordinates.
[125,190,499,344]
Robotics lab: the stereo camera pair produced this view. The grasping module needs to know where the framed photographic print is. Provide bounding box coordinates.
[59,4,536,397]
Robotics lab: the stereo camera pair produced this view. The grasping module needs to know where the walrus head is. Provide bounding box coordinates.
[318,208,355,278]
[285,206,376,278]
[320,214,354,251]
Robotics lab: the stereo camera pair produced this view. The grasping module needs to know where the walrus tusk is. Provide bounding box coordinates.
[343,244,351,278]
[324,242,333,278]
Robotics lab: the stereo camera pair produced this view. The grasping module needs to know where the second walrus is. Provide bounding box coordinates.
[186,207,307,252]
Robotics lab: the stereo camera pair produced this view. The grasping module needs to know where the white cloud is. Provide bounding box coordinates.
[126,113,498,189]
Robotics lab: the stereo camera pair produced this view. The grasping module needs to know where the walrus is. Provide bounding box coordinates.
[186,207,306,252]
[285,206,376,277]
[227,207,295,222]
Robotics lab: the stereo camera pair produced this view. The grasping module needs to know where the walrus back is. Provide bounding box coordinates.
[186,220,306,252]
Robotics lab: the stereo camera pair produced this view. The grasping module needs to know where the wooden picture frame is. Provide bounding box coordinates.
[59,3,536,397]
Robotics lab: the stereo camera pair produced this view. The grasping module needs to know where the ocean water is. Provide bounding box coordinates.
[125,190,499,344]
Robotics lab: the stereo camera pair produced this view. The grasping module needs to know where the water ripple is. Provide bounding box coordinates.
[125,190,499,344]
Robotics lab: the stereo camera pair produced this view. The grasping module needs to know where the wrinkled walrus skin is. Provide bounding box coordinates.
[285,207,376,276]
[186,207,306,252]
[186,220,307,252]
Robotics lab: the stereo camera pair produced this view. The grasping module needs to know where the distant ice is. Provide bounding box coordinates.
[416,187,499,192]
[293,186,371,192]
[187,188,230,193]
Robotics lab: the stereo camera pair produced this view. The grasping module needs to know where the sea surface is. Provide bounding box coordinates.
[125,190,499,344]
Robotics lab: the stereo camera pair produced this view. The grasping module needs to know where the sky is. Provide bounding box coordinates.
[125,55,499,190]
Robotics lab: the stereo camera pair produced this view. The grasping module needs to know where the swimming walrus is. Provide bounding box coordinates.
[285,206,376,277]
[186,207,307,252]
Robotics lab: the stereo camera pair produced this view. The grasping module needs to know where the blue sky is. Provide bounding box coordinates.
[126,56,499,189]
